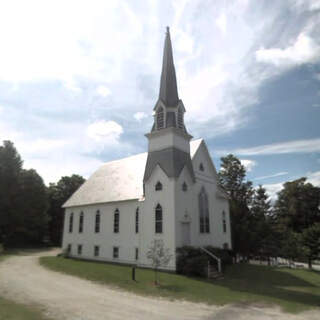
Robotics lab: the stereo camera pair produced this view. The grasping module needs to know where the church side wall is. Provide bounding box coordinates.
[62,200,141,265]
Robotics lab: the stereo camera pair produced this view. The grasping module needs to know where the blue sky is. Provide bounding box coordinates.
[0,0,319,200]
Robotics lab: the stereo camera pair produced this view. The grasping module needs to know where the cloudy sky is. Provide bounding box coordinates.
[0,0,319,200]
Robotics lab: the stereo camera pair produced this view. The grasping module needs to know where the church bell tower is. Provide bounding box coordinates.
[143,27,195,184]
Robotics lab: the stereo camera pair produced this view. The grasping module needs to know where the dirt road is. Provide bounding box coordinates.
[0,250,318,320]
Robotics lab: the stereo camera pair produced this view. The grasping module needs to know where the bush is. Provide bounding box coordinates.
[176,246,233,276]
[0,243,4,255]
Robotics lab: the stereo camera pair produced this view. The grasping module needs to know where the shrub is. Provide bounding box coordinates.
[0,243,3,255]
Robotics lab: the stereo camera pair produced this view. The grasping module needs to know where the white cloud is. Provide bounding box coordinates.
[254,172,288,181]
[256,33,320,67]
[240,159,256,172]
[262,182,283,203]
[262,170,320,203]
[216,13,227,34]
[134,112,148,121]
[218,138,320,156]
[307,171,320,186]
[87,120,123,144]
[96,85,111,97]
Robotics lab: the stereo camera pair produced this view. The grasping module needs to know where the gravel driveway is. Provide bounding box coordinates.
[0,249,319,320]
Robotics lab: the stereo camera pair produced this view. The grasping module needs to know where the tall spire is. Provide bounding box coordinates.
[159,27,179,107]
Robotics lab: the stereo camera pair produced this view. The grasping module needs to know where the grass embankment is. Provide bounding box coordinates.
[0,255,49,320]
[40,256,320,313]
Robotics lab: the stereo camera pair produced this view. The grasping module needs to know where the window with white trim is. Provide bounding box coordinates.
[79,212,84,233]
[135,207,139,233]
[114,209,119,233]
[113,247,119,259]
[95,210,100,233]
[199,187,210,233]
[155,204,163,233]
[69,213,73,233]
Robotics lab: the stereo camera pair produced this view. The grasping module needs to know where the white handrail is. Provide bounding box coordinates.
[200,247,221,273]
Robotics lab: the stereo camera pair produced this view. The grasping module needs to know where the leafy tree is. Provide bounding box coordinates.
[47,175,85,245]
[18,169,49,244]
[146,239,172,285]
[219,154,254,258]
[280,231,301,263]
[274,178,320,233]
[0,141,23,245]
[0,141,48,246]
[301,223,320,269]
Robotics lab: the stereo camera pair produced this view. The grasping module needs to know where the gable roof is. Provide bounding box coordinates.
[63,139,203,208]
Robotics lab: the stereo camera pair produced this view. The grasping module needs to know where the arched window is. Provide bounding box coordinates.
[222,211,227,233]
[157,107,164,129]
[69,212,73,233]
[79,212,84,233]
[199,163,204,172]
[155,204,163,233]
[95,210,100,233]
[155,181,162,191]
[199,187,210,233]
[177,106,183,129]
[114,209,119,233]
[135,207,139,234]
[182,182,188,192]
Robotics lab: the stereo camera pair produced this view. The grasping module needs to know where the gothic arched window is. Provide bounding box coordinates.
[69,212,73,233]
[199,163,204,172]
[155,204,163,233]
[182,182,188,192]
[95,210,100,233]
[199,187,210,233]
[79,212,84,233]
[155,181,163,191]
[177,106,183,129]
[135,207,139,234]
[114,209,119,233]
[222,211,227,233]
[157,107,164,129]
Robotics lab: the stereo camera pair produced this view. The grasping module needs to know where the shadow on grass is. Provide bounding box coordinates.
[204,264,320,310]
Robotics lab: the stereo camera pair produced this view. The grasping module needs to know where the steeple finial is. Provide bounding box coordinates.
[159,26,179,107]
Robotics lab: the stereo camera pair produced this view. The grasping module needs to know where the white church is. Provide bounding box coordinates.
[62,28,232,271]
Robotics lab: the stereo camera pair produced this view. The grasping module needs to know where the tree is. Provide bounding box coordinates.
[274,178,320,233]
[146,239,172,285]
[250,186,278,261]
[301,223,320,269]
[18,169,49,244]
[0,141,23,245]
[0,141,48,246]
[47,175,85,245]
[219,154,254,258]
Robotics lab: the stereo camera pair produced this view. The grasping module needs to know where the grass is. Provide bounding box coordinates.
[0,254,50,320]
[40,256,320,313]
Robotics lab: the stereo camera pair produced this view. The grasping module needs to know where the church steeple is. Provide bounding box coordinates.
[151,27,187,134]
[159,27,179,107]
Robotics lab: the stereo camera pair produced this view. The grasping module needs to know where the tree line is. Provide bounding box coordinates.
[0,141,319,268]
[0,141,85,247]
[219,154,320,269]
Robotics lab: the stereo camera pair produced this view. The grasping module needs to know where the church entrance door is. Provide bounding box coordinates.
[181,222,190,246]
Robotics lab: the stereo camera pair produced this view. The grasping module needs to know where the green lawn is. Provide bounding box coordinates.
[40,256,320,313]
[0,255,49,320]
